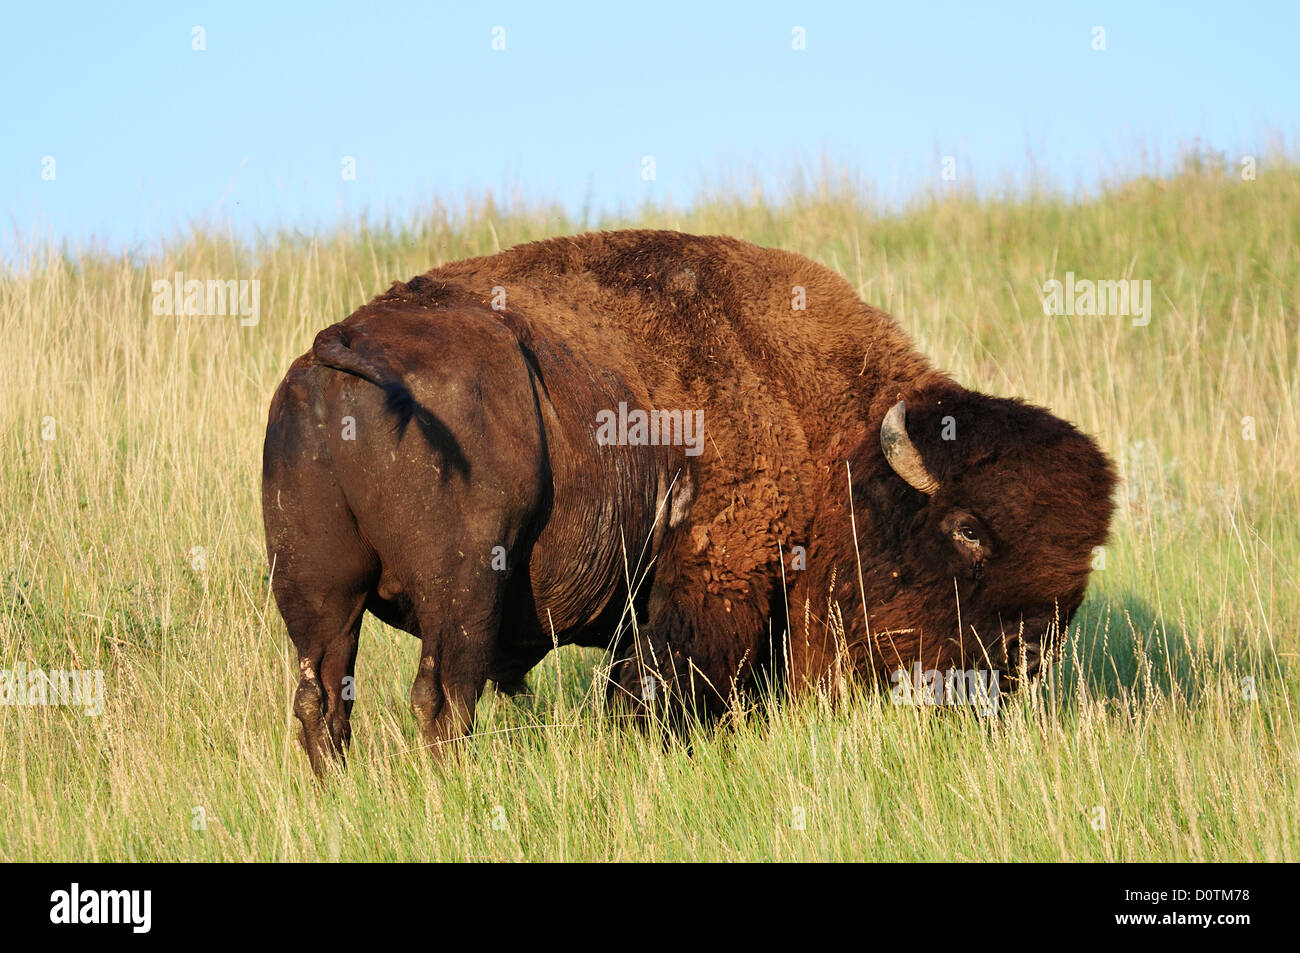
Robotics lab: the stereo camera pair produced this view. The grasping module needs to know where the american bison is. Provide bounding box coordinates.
[262,229,1115,775]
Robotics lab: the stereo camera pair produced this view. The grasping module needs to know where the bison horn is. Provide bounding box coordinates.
[880,400,940,495]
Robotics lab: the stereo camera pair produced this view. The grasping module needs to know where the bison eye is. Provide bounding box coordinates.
[942,511,991,560]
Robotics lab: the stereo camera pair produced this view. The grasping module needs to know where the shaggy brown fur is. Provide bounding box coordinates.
[262,229,1115,775]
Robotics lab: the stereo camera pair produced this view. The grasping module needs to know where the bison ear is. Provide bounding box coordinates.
[880,401,941,495]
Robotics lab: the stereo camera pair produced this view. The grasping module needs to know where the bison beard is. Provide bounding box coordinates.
[261,229,1116,776]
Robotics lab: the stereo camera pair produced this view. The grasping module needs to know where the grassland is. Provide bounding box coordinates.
[1,155,1297,861]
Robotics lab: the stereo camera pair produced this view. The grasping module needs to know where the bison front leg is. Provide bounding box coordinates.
[607,625,680,722]
[785,560,868,697]
[605,589,738,726]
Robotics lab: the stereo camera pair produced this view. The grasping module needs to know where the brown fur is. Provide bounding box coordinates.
[262,229,1115,775]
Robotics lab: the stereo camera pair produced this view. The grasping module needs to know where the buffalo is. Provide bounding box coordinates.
[262,229,1115,775]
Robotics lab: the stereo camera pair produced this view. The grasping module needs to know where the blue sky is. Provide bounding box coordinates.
[3,1,1296,256]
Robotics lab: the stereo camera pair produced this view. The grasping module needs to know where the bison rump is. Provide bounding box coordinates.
[262,305,552,775]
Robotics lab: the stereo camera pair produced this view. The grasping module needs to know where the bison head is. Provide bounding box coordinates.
[852,386,1116,688]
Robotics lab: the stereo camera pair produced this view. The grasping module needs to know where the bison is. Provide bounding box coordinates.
[262,229,1115,775]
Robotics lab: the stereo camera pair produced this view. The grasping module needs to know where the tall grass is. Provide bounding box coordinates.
[1,154,1296,860]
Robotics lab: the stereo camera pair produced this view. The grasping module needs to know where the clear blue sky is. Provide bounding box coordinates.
[3,1,1296,256]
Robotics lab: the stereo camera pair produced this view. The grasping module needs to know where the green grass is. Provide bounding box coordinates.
[2,153,1297,860]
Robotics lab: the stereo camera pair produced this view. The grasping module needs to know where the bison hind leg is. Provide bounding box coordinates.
[408,577,511,759]
[281,590,368,779]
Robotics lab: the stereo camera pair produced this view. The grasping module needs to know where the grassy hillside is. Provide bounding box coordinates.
[2,157,1297,861]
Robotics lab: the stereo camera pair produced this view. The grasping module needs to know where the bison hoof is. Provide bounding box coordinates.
[493,675,530,696]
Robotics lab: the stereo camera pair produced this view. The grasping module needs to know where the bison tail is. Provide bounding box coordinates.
[311,323,416,433]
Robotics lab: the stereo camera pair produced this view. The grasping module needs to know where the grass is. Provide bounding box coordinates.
[1,152,1297,861]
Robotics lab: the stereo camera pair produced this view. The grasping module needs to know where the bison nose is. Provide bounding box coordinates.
[993,608,1063,686]
[997,619,1056,688]
[1001,633,1042,679]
